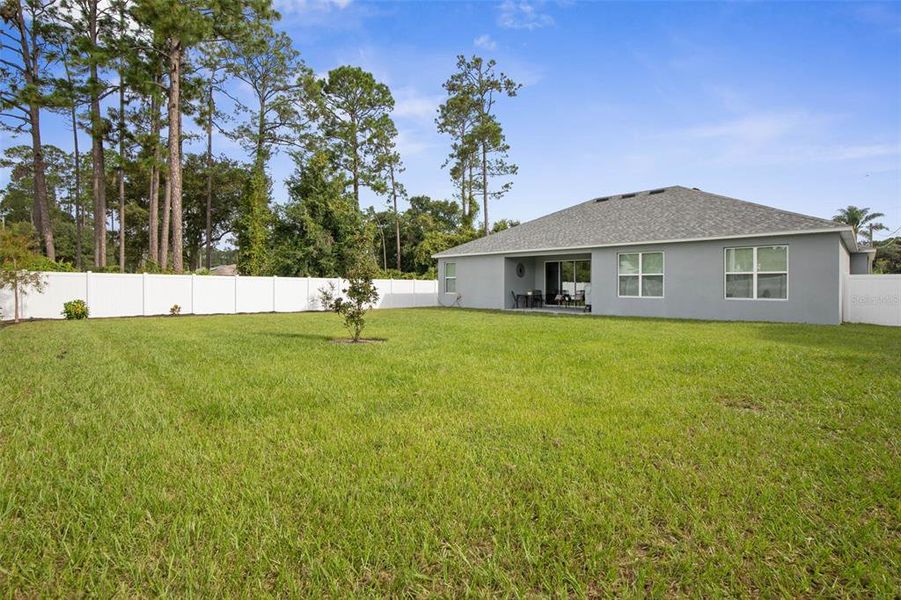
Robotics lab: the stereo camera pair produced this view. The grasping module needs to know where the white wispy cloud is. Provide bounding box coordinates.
[774,143,899,163]
[274,0,351,15]
[392,88,442,122]
[680,111,822,146]
[393,96,439,121]
[497,0,554,30]
[474,34,497,51]
[656,108,900,167]
[395,129,435,158]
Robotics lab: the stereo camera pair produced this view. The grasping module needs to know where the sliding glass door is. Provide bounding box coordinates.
[545,260,590,300]
[575,260,591,293]
[545,262,561,298]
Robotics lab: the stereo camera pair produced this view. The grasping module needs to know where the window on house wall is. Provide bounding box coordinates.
[618,252,664,297]
[725,245,788,300]
[444,262,456,293]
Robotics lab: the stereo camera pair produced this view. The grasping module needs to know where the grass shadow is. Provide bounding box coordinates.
[752,322,901,358]
[330,338,387,344]
[255,332,334,343]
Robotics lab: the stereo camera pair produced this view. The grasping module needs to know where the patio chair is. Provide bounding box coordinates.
[531,290,543,308]
[573,290,585,306]
[510,290,520,308]
[553,293,566,306]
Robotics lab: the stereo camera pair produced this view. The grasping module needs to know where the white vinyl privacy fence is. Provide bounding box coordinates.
[842,275,901,327]
[0,272,438,320]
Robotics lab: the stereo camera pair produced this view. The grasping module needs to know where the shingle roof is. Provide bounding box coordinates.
[434,186,854,258]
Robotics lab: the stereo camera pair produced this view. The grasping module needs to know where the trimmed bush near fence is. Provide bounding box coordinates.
[62,299,89,320]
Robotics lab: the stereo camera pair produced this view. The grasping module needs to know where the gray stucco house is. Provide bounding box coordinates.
[433,186,874,325]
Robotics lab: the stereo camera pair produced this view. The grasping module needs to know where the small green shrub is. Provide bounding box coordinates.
[62,299,89,320]
[169,304,182,316]
[28,256,76,272]
[142,260,174,274]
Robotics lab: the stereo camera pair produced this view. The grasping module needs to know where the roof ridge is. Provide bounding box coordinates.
[593,185,682,201]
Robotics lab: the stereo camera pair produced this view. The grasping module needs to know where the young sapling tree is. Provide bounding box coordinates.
[318,232,380,342]
[0,229,47,323]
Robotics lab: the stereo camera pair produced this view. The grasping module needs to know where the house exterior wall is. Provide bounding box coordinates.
[440,232,845,324]
[438,254,505,309]
[850,252,872,274]
[589,232,841,324]
[839,239,851,321]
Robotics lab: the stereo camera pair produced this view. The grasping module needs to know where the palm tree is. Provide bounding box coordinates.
[833,206,886,244]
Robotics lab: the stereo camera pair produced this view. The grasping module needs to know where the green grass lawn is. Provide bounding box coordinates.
[1,309,899,596]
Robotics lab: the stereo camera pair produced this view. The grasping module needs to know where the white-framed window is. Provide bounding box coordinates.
[724,245,788,300]
[444,262,456,293]
[618,251,664,298]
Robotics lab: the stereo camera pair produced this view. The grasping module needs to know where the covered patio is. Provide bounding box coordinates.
[509,304,591,315]
[505,254,592,312]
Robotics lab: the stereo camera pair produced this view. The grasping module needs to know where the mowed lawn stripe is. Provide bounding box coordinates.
[1,309,898,596]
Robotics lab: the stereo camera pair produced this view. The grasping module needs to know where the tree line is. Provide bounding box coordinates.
[0,0,520,277]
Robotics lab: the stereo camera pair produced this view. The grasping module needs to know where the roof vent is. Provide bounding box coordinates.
[594,196,610,203]
[648,188,666,195]
[621,193,637,199]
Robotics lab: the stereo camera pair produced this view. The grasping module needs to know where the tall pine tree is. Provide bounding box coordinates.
[0,0,64,260]
[439,55,519,235]
[133,0,274,272]
[313,66,395,208]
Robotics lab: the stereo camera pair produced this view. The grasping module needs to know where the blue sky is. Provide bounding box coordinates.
[3,0,900,238]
